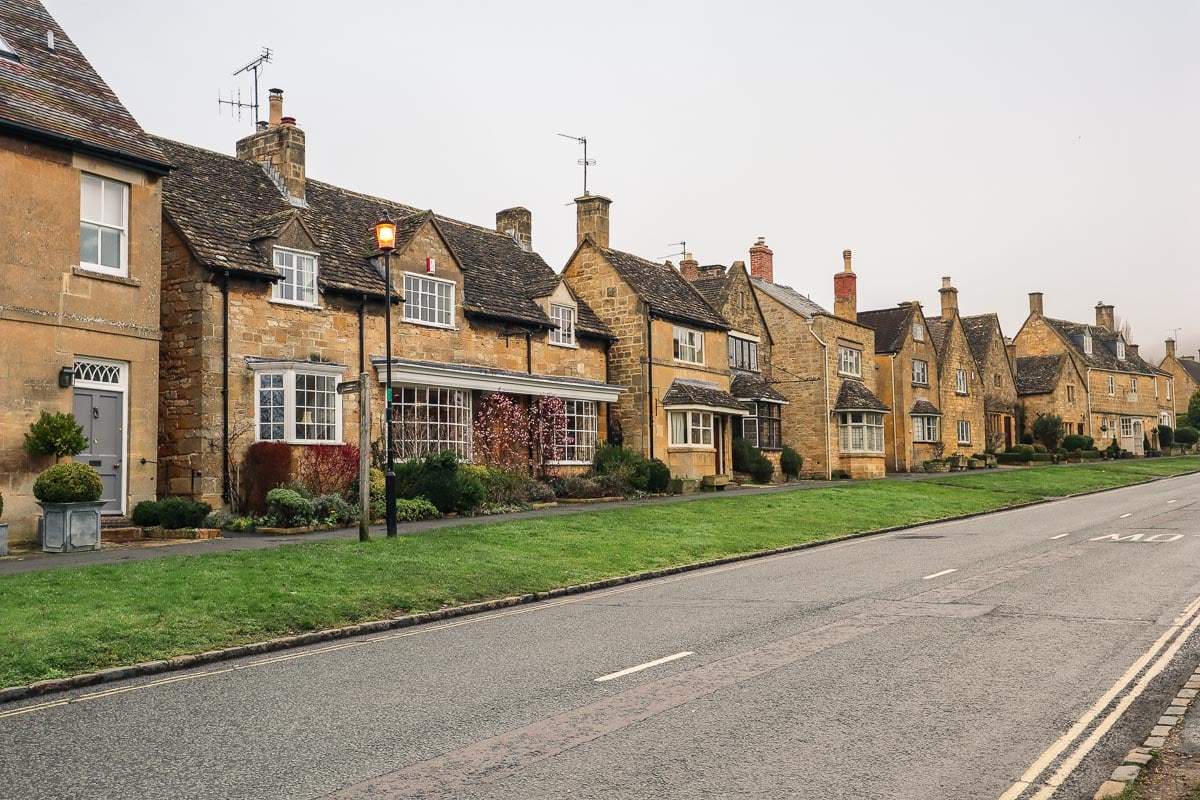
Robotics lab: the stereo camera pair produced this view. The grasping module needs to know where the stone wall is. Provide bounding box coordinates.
[0,138,162,542]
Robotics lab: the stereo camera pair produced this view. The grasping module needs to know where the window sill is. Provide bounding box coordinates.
[838,371,863,379]
[667,444,715,452]
[955,391,969,396]
[912,382,929,388]
[547,460,591,466]
[673,359,705,367]
[404,318,457,330]
[73,266,140,287]
[840,450,884,457]
[269,298,321,310]
[549,341,578,349]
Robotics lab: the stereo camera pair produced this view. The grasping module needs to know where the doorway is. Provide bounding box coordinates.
[72,359,127,514]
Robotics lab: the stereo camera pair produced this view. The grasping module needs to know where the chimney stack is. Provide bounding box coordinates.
[1094,302,1115,332]
[679,253,699,281]
[496,207,532,252]
[1028,292,1044,317]
[235,88,306,205]
[1128,343,1139,357]
[834,249,857,322]
[575,194,612,249]
[697,263,725,280]
[1166,338,1177,359]
[749,237,774,283]
[939,276,958,318]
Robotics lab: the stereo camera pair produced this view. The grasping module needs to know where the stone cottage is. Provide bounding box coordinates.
[0,0,171,542]
[1158,339,1197,424]
[924,278,988,456]
[156,92,620,508]
[959,313,1019,451]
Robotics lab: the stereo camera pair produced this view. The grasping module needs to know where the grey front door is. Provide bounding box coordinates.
[73,388,123,513]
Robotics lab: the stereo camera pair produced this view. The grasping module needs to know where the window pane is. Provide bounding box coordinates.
[99,228,121,268]
[101,181,125,227]
[81,176,102,221]
[80,224,99,264]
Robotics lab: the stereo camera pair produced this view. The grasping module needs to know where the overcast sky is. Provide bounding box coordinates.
[46,0,1198,361]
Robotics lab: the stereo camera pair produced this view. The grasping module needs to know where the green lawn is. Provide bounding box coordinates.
[0,457,1197,689]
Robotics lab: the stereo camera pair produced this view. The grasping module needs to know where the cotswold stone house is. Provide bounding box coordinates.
[683,253,786,479]
[561,196,744,480]
[924,278,988,455]
[857,297,941,472]
[960,313,1018,450]
[1014,294,1173,453]
[751,248,889,479]
[1158,339,1198,423]
[0,0,171,542]
[157,93,619,508]
[1014,354,1088,435]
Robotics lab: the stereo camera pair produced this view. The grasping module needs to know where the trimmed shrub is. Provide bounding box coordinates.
[1030,452,1053,462]
[32,462,103,503]
[592,443,650,491]
[780,446,803,480]
[556,476,608,499]
[131,499,161,527]
[1020,433,1034,445]
[24,411,87,460]
[313,493,358,526]
[733,438,774,483]
[265,487,315,528]
[996,452,1027,465]
[1157,425,1174,449]
[397,450,484,514]
[395,497,440,522]
[1031,413,1064,451]
[1032,444,1048,454]
[297,444,361,499]
[462,466,558,506]
[1174,426,1200,446]
[156,497,212,529]
[243,441,293,515]
[1061,434,1093,452]
[645,458,671,493]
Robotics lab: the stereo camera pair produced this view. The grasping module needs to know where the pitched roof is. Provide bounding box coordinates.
[910,399,942,416]
[602,248,728,330]
[0,0,168,172]
[689,271,730,311]
[1041,317,1157,377]
[857,306,914,353]
[960,313,1002,375]
[661,379,749,412]
[750,277,829,320]
[730,373,788,404]
[156,137,609,338]
[924,317,950,355]
[1015,355,1064,396]
[834,380,890,412]
[1177,358,1200,384]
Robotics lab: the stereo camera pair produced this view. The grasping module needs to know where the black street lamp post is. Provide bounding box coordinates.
[375,213,398,537]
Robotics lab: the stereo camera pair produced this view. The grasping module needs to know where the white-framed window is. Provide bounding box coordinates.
[741,401,782,449]
[913,415,939,443]
[1066,385,1075,404]
[1117,340,1126,360]
[1129,377,1138,400]
[549,304,576,347]
[272,247,318,306]
[838,346,862,377]
[255,368,342,444]
[838,411,884,453]
[955,368,969,395]
[669,410,713,446]
[554,399,597,463]
[1120,417,1133,438]
[393,386,472,460]
[1107,375,1115,395]
[1162,411,1172,426]
[80,173,129,274]
[1167,380,1172,401]
[912,359,928,386]
[729,337,759,371]
[957,420,971,444]
[673,326,704,364]
[912,321,925,342]
[1083,333,1093,355]
[403,273,455,327]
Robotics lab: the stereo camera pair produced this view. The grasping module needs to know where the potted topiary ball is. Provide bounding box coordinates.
[33,462,105,552]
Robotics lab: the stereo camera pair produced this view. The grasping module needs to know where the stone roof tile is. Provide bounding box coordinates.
[603,248,728,330]
[661,379,749,412]
[834,380,890,412]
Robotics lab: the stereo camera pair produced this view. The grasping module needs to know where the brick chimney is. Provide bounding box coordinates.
[679,253,699,281]
[236,88,306,206]
[1166,338,1177,359]
[1094,302,1115,332]
[749,237,774,283]
[834,249,857,322]
[496,207,532,252]
[939,276,958,318]
[575,194,611,249]
[1028,292,1044,317]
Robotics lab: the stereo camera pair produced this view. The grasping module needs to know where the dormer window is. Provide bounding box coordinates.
[1116,340,1125,360]
[1083,332,1092,355]
[403,272,454,327]
[0,32,18,62]
[549,303,576,347]
[272,247,318,306]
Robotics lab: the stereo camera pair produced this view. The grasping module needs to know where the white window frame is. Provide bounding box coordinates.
[1107,375,1115,396]
[1120,417,1134,438]
[550,399,597,464]
[271,247,319,307]
[912,359,928,386]
[392,386,473,461]
[80,173,129,275]
[403,272,455,328]
[1083,333,1093,355]
[673,326,705,365]
[957,419,971,445]
[912,321,925,342]
[729,336,759,372]
[912,415,939,443]
[253,365,344,445]
[1129,377,1138,400]
[1167,380,1172,401]
[955,368,969,395]
[668,409,714,447]
[838,346,862,378]
[1117,340,1126,360]
[838,411,885,454]
[549,303,576,347]
[1162,411,1172,426]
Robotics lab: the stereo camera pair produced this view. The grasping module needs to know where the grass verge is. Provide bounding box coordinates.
[0,457,1197,690]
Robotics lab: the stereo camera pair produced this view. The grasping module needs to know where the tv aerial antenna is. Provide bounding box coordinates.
[558,133,596,196]
[218,47,273,130]
[1168,327,1182,342]
[660,242,687,260]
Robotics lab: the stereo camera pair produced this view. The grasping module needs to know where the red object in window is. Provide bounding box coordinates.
[426,257,436,273]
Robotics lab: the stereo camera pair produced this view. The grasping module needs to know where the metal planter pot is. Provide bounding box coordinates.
[38,501,105,552]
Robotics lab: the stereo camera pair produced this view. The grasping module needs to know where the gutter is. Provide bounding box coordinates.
[0,119,173,176]
[646,304,655,461]
[806,320,832,480]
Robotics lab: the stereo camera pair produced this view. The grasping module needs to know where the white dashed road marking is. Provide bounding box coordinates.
[594,651,694,683]
[922,569,957,580]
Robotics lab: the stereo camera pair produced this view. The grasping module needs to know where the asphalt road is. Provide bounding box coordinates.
[3,475,1200,799]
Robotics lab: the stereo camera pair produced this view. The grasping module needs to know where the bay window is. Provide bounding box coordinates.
[838,411,884,453]
[669,410,713,446]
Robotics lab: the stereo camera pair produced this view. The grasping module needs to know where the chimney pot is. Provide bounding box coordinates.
[268,89,284,127]
[939,276,958,317]
[256,120,269,131]
[1028,292,1044,317]
[280,116,296,126]
[236,88,306,203]
[842,250,853,272]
